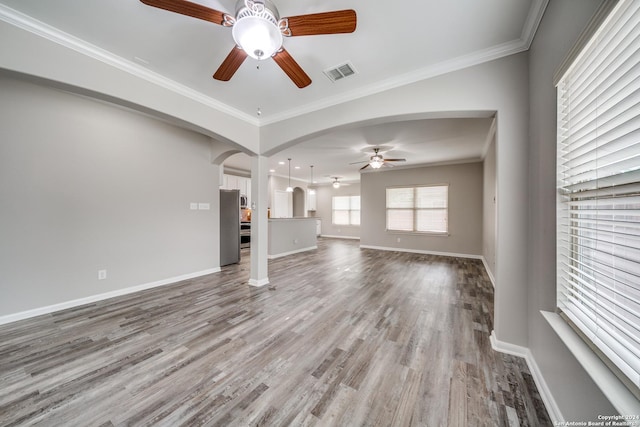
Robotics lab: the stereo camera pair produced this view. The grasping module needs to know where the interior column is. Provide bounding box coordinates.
[249,155,269,286]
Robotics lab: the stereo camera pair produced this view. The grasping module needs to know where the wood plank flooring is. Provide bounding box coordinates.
[0,238,551,426]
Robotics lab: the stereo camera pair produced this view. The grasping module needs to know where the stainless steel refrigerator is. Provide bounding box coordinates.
[220,189,240,266]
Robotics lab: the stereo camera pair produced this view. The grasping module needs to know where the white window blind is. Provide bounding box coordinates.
[556,0,640,394]
[332,196,360,226]
[386,185,448,233]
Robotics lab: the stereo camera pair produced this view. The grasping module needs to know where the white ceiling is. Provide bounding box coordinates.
[0,0,544,184]
[240,116,496,185]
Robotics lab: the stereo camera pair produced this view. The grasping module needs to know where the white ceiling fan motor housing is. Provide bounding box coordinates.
[232,0,283,60]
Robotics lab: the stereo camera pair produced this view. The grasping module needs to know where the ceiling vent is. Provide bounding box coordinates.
[323,61,357,82]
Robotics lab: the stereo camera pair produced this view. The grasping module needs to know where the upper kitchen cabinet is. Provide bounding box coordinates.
[307,191,317,211]
[223,174,237,191]
[222,174,251,207]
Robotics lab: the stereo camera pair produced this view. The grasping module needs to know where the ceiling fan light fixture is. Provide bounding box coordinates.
[232,0,283,60]
[370,155,384,169]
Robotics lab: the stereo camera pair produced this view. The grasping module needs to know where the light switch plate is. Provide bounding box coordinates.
[198,203,210,210]
[190,203,198,210]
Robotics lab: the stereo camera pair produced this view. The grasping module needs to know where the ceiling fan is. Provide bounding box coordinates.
[351,148,406,170]
[330,176,348,188]
[139,0,357,88]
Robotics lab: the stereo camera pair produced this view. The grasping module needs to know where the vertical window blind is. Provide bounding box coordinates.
[386,185,448,233]
[556,0,640,394]
[332,196,360,225]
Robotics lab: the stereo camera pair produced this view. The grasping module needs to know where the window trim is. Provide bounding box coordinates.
[554,0,640,408]
[331,195,360,226]
[385,184,449,235]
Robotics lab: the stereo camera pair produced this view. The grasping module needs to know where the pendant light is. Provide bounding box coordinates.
[286,158,293,192]
[309,165,316,195]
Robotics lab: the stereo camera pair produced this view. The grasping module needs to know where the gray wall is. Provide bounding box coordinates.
[361,162,483,256]
[0,75,221,317]
[483,137,497,280]
[263,53,532,348]
[268,175,310,218]
[527,0,615,419]
[2,10,532,358]
[315,183,361,239]
[268,219,317,257]
[0,3,620,417]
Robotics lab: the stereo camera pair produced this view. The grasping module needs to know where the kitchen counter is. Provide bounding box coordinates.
[268,217,319,220]
[268,217,317,259]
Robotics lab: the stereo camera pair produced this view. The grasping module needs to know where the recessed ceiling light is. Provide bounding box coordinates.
[294,166,300,169]
[278,161,285,165]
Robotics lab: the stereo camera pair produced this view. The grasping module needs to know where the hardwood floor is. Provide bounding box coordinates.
[0,238,551,426]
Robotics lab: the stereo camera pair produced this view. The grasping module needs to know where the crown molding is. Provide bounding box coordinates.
[259,38,528,125]
[0,0,548,128]
[521,0,549,49]
[268,172,311,184]
[0,4,259,126]
[260,0,548,125]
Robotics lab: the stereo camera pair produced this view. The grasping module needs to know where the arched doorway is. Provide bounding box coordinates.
[292,187,305,217]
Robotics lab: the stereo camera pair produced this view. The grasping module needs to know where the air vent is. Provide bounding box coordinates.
[323,61,357,82]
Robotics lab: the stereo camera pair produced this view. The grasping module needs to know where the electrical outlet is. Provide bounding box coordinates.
[293,238,299,244]
[98,269,107,280]
[397,237,401,243]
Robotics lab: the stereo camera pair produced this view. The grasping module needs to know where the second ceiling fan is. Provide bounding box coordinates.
[351,148,407,170]
[140,0,357,88]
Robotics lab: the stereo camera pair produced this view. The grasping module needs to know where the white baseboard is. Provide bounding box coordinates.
[320,235,360,240]
[359,244,482,260]
[267,245,317,259]
[490,330,563,423]
[0,267,221,326]
[248,277,270,287]
[481,256,496,288]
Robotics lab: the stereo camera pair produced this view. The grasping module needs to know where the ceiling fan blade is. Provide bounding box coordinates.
[213,47,248,81]
[272,48,312,88]
[139,0,227,25]
[349,160,369,165]
[359,164,370,171]
[384,159,407,162]
[284,10,357,36]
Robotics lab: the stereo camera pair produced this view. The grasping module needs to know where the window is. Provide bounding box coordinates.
[386,185,448,233]
[556,0,640,396]
[332,196,360,226]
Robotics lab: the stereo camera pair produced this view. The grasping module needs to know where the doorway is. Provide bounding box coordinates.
[293,187,305,217]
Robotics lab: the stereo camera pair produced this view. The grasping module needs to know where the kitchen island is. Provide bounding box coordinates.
[268,217,318,259]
